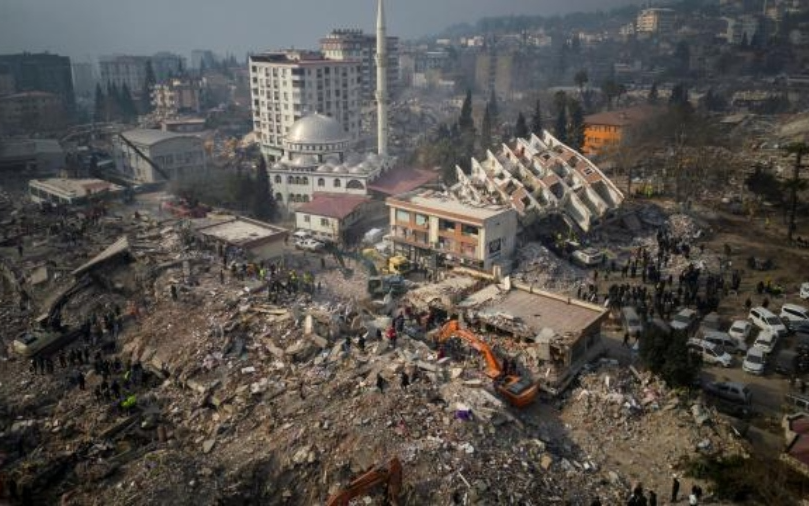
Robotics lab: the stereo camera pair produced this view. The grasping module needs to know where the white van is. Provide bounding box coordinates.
[749,307,788,337]
[702,330,747,355]
[688,338,733,367]
[743,347,766,375]
[780,303,809,329]
[753,329,778,354]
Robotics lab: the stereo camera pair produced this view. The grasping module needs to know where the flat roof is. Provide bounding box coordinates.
[30,178,123,197]
[387,190,512,224]
[195,216,287,248]
[584,105,659,128]
[121,128,196,146]
[367,167,438,196]
[463,283,608,337]
[296,193,369,220]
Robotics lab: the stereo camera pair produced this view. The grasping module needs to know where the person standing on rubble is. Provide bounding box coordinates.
[376,372,385,393]
[400,370,410,389]
[387,326,398,349]
[671,475,680,503]
[647,490,657,506]
[76,370,85,391]
[170,284,178,301]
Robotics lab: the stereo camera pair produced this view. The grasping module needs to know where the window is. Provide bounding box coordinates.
[295,176,302,185]
[318,178,325,187]
[287,175,294,184]
[396,210,410,222]
[275,193,283,202]
[320,217,329,226]
[346,179,364,190]
[303,214,310,223]
[462,224,479,237]
[415,214,428,226]
[302,177,309,185]
[302,195,309,202]
[333,179,341,188]
[439,219,455,233]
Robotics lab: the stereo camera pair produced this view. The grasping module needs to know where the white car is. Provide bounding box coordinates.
[800,282,809,300]
[753,329,777,354]
[743,346,766,375]
[728,320,753,342]
[780,303,809,328]
[687,338,734,367]
[296,238,324,252]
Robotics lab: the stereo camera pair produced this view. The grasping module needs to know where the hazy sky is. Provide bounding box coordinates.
[0,0,636,63]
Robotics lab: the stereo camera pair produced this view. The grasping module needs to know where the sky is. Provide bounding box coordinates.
[0,0,637,63]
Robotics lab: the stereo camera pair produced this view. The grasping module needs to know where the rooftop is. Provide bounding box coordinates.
[30,178,124,197]
[387,190,512,223]
[584,105,659,128]
[296,193,370,220]
[121,128,195,146]
[367,167,438,196]
[194,216,287,248]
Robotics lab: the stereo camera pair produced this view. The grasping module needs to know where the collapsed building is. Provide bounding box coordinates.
[454,130,625,234]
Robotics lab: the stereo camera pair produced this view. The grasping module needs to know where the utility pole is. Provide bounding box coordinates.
[783,142,809,242]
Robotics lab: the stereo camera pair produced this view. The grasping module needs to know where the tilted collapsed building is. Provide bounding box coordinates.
[454,130,624,233]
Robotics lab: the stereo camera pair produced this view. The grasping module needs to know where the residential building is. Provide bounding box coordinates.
[71,62,95,99]
[266,113,392,207]
[0,139,64,174]
[295,193,371,242]
[114,128,207,183]
[636,8,675,34]
[0,53,75,113]
[320,28,399,102]
[249,50,362,159]
[99,55,150,94]
[152,78,203,119]
[0,91,66,135]
[0,68,14,96]
[28,178,124,206]
[385,189,519,272]
[193,215,288,261]
[724,15,761,44]
[191,50,218,71]
[151,52,186,82]
[582,105,658,156]
[453,130,624,233]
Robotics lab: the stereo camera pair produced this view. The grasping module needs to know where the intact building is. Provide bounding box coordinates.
[320,28,399,102]
[152,78,203,119]
[114,129,207,183]
[0,92,66,135]
[28,178,124,206]
[71,62,95,99]
[150,52,186,82]
[636,8,675,34]
[0,53,75,113]
[582,105,658,156]
[249,50,362,159]
[99,55,151,94]
[386,189,518,273]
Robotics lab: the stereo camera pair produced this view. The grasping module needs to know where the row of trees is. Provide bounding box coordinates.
[93,61,158,123]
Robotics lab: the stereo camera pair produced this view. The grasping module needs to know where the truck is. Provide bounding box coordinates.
[361,248,412,276]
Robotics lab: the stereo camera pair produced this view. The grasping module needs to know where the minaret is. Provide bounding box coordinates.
[375,0,388,157]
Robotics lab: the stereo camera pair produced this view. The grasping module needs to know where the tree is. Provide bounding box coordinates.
[119,84,138,122]
[252,156,277,221]
[600,79,620,110]
[567,98,585,152]
[648,82,659,105]
[487,89,499,127]
[574,69,589,97]
[669,83,691,111]
[530,99,543,137]
[142,60,157,113]
[93,84,105,122]
[514,112,528,139]
[783,143,809,241]
[459,89,474,133]
[554,91,568,143]
[480,104,493,153]
[639,326,702,389]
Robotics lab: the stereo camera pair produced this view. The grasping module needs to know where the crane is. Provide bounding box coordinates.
[434,320,539,408]
[325,457,402,506]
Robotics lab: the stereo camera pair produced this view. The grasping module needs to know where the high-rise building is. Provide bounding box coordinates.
[0,53,75,113]
[71,62,95,99]
[99,55,151,94]
[191,50,217,71]
[320,28,399,102]
[151,52,186,82]
[248,50,361,159]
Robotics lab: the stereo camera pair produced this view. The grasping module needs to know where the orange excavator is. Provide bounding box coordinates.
[434,320,539,408]
[326,457,402,506]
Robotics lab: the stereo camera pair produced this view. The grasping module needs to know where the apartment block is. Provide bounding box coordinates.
[320,29,399,102]
[0,53,75,113]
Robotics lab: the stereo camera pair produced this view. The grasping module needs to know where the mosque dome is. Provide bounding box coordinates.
[286,113,349,146]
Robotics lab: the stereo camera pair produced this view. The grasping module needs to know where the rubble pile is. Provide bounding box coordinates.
[513,242,587,291]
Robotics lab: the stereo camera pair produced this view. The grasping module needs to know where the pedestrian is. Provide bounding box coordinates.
[648,490,657,506]
[671,476,680,503]
[590,497,602,506]
[623,332,630,348]
[320,257,326,269]
[688,491,698,505]
[58,351,67,369]
[376,373,385,393]
[400,370,410,389]
[220,269,225,284]
[170,284,178,301]
[692,485,702,502]
[76,370,85,391]
[745,297,752,311]
[358,334,366,352]
[299,379,306,400]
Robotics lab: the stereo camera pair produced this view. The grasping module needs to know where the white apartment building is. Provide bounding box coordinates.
[320,29,399,103]
[636,8,675,34]
[249,50,362,159]
[114,129,207,183]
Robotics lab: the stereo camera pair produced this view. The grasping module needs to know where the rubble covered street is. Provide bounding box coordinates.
[0,193,752,505]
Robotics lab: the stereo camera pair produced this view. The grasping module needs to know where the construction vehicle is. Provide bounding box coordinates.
[434,320,539,408]
[326,243,407,297]
[325,457,402,506]
[361,248,412,276]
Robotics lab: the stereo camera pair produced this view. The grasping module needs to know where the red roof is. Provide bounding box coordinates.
[296,193,369,220]
[368,167,438,196]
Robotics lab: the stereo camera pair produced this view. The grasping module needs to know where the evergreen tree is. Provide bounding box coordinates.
[487,89,499,128]
[459,89,474,133]
[515,112,528,139]
[574,70,589,96]
[252,156,277,221]
[648,82,659,105]
[142,61,157,113]
[530,99,543,136]
[93,84,105,122]
[120,84,138,122]
[106,82,121,121]
[554,91,568,143]
[480,104,493,153]
[669,83,690,109]
[567,98,585,152]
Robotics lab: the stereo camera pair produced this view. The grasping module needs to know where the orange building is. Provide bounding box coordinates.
[582,105,658,156]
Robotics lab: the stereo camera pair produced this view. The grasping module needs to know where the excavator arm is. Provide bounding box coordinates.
[436,320,503,379]
[326,457,402,506]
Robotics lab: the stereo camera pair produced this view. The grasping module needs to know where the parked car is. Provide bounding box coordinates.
[753,329,778,354]
[780,303,809,329]
[703,381,752,405]
[671,308,699,334]
[801,282,809,300]
[292,230,312,244]
[748,307,788,337]
[688,338,733,367]
[296,238,324,252]
[772,349,799,376]
[743,347,766,375]
[728,320,753,342]
[701,330,747,355]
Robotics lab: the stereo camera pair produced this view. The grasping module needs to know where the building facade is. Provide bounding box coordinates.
[582,105,658,156]
[0,53,75,113]
[267,114,391,208]
[71,62,95,99]
[150,52,186,82]
[114,129,207,183]
[0,91,66,135]
[28,178,124,206]
[99,55,151,94]
[152,78,203,119]
[249,51,362,159]
[386,190,518,272]
[295,193,370,242]
[636,8,675,34]
[320,29,399,102]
